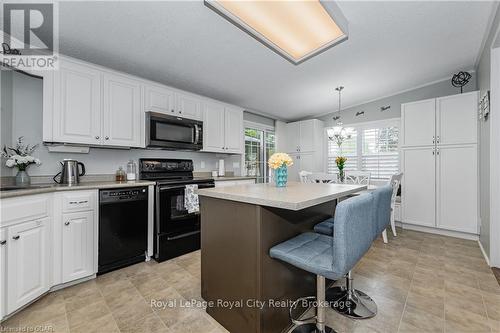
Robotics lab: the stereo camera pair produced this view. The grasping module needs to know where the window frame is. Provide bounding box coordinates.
[243,120,276,183]
[324,118,401,181]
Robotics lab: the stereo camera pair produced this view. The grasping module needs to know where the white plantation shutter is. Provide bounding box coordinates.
[362,127,400,180]
[327,130,357,173]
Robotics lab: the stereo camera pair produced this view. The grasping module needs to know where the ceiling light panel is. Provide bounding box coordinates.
[205,0,348,64]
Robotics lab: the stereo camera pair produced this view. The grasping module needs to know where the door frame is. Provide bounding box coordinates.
[490,46,500,267]
[243,121,275,182]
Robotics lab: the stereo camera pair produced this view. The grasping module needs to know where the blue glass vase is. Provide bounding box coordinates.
[274,165,288,187]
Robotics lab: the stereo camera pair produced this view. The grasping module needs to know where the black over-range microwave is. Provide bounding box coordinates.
[146,112,203,150]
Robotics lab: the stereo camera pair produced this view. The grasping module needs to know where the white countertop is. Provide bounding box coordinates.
[197,181,367,211]
[0,180,156,199]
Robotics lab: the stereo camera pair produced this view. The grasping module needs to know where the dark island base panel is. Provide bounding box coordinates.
[200,196,336,333]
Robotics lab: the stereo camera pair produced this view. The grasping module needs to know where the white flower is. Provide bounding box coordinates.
[5,159,15,168]
[34,158,41,165]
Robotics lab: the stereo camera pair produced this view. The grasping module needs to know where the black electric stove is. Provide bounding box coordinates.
[139,158,214,262]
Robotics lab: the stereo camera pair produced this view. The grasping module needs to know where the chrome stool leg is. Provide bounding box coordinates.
[326,271,377,319]
[289,276,335,333]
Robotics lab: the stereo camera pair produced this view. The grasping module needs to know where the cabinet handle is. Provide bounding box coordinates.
[95,136,100,140]
[436,148,440,155]
[0,240,6,245]
[78,200,88,204]
[70,200,88,204]
[437,136,440,144]
[432,136,435,144]
[65,221,70,226]
[105,136,109,140]
[432,149,435,155]
[179,110,182,114]
[12,235,20,240]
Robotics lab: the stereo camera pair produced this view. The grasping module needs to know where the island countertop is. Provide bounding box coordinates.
[197,181,367,211]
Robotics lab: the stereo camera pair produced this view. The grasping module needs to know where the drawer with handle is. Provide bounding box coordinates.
[62,191,95,212]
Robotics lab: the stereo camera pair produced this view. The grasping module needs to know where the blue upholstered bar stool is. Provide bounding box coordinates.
[270,194,375,333]
[313,185,393,320]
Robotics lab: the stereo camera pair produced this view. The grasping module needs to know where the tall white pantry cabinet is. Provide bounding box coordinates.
[401,91,479,235]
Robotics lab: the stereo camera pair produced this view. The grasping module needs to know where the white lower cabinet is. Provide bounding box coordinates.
[7,218,49,314]
[0,228,6,319]
[61,211,95,283]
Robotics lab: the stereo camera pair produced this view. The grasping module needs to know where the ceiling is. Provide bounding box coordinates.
[57,1,494,121]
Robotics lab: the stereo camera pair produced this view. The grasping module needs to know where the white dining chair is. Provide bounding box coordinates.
[344,171,371,185]
[307,173,338,184]
[388,172,403,238]
[298,170,313,183]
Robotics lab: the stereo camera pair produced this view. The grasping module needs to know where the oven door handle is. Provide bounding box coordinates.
[159,185,186,191]
[166,230,200,241]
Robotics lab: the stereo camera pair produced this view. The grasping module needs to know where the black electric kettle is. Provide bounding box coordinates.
[53,159,86,185]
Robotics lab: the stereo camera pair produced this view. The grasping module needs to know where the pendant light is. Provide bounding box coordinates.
[327,86,353,148]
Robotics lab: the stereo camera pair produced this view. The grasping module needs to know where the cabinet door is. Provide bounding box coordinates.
[62,211,95,283]
[401,148,436,227]
[0,229,5,319]
[437,145,478,233]
[144,84,175,114]
[224,107,243,153]
[299,153,316,173]
[7,218,49,313]
[437,92,478,145]
[401,99,436,147]
[53,60,102,145]
[203,102,225,152]
[287,153,301,182]
[176,92,202,120]
[102,73,142,147]
[299,120,315,152]
[286,122,301,153]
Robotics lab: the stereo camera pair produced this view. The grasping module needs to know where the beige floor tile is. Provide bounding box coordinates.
[70,313,119,333]
[66,299,110,330]
[445,303,491,332]
[117,313,169,333]
[400,305,445,332]
[130,275,170,297]
[168,310,217,333]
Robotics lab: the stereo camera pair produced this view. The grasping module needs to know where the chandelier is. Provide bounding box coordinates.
[327,86,353,148]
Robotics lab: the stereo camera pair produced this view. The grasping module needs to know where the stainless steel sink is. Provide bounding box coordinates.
[0,185,52,191]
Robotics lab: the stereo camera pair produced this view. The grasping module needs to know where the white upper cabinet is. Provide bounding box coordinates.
[175,92,202,120]
[53,59,102,145]
[285,119,323,153]
[203,102,225,152]
[0,228,5,319]
[437,92,478,145]
[102,73,142,147]
[144,84,175,114]
[61,211,95,283]
[299,120,315,152]
[224,106,243,153]
[436,145,478,233]
[401,99,436,147]
[286,122,300,153]
[7,218,49,314]
[203,102,243,154]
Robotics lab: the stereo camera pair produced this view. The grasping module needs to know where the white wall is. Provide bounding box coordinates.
[0,70,13,177]
[2,70,245,178]
[476,4,500,261]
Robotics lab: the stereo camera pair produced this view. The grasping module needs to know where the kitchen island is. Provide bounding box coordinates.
[198,181,366,333]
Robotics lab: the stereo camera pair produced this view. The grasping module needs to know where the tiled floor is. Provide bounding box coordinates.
[1,228,499,333]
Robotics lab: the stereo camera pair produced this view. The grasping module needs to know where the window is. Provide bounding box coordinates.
[244,125,275,183]
[326,120,400,180]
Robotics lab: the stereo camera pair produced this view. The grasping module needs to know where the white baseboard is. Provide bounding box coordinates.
[397,222,479,241]
[478,240,491,267]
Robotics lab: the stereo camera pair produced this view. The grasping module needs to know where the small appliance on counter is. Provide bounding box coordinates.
[53,159,85,185]
[218,159,225,176]
[139,158,214,262]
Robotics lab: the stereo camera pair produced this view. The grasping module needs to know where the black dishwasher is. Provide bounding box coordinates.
[98,187,148,274]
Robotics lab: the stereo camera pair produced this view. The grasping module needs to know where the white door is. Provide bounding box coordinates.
[62,211,95,283]
[286,122,301,153]
[0,228,6,319]
[437,145,478,233]
[144,84,175,115]
[299,120,315,152]
[401,147,436,227]
[437,92,478,145]
[203,102,225,152]
[176,92,202,120]
[102,73,142,147]
[401,99,436,147]
[7,218,49,313]
[53,61,102,145]
[224,107,243,153]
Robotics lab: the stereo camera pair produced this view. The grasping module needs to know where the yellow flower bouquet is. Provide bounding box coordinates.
[268,153,293,187]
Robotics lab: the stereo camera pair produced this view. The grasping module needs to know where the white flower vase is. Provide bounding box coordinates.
[15,169,30,186]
